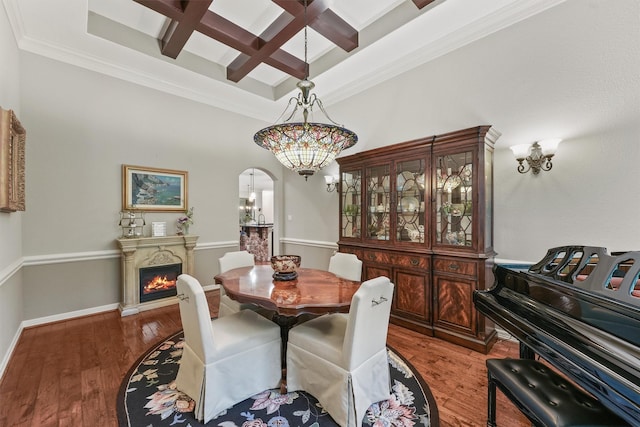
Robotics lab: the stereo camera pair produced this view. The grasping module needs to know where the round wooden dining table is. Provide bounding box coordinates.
[214,264,361,316]
[214,264,361,391]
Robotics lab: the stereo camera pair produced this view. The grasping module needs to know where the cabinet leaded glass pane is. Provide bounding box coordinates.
[395,159,426,243]
[341,170,361,238]
[366,164,390,241]
[435,151,473,246]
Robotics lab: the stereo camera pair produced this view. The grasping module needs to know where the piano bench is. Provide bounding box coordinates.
[486,358,629,427]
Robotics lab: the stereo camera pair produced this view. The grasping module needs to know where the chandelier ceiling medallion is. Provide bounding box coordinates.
[253,0,358,180]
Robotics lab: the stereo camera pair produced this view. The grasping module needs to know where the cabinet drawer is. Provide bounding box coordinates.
[364,250,429,269]
[433,257,477,276]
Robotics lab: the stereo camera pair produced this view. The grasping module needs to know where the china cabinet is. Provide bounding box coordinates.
[337,125,499,353]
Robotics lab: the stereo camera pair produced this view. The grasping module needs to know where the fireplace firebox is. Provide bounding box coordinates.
[139,263,181,303]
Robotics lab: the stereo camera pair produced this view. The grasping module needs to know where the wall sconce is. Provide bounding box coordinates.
[510,138,561,175]
[325,175,339,192]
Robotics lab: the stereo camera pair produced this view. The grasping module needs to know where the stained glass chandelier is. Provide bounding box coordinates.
[253,0,358,180]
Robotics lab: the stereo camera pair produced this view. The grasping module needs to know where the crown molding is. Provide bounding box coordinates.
[319,0,568,106]
[3,0,567,121]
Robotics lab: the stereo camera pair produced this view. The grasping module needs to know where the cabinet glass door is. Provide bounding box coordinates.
[340,169,361,239]
[366,164,390,241]
[395,159,426,243]
[435,151,473,246]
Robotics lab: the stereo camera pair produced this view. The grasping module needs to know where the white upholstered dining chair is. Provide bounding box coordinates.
[174,274,281,423]
[218,250,257,317]
[286,276,394,427]
[328,252,363,281]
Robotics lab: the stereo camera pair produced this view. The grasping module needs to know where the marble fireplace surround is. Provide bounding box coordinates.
[117,235,198,316]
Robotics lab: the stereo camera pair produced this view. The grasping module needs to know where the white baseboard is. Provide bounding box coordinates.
[280,237,338,250]
[203,283,219,291]
[119,297,180,317]
[495,325,517,341]
[21,302,120,328]
[0,325,23,382]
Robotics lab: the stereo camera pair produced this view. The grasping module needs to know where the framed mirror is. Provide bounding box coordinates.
[0,108,26,212]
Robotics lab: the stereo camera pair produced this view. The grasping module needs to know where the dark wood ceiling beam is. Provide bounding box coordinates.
[309,10,358,52]
[226,0,332,82]
[265,50,307,79]
[197,12,307,80]
[135,0,362,83]
[134,0,183,20]
[197,12,260,53]
[273,0,358,52]
[135,0,307,80]
[413,0,437,9]
[160,0,212,58]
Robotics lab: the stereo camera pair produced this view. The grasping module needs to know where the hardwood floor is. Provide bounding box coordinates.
[0,291,529,426]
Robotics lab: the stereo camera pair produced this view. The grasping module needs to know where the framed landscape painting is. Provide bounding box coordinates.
[122,165,188,212]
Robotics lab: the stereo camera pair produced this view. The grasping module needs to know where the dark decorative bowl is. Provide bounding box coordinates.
[271,255,301,281]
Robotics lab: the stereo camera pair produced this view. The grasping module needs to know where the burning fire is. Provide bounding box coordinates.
[143,275,177,294]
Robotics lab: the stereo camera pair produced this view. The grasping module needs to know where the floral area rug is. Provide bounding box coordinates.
[117,330,439,427]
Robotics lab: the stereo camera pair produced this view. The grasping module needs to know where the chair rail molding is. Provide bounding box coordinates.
[280,237,339,250]
[0,257,22,288]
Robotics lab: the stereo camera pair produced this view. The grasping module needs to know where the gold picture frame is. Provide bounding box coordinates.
[0,108,26,212]
[122,165,188,212]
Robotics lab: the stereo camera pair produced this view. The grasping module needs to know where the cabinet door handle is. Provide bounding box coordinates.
[448,263,459,271]
[410,258,419,266]
[368,254,376,260]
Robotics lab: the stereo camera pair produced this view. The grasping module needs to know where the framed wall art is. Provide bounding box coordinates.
[122,165,188,212]
[0,108,26,212]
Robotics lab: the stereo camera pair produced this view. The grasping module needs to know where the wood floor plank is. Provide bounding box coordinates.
[80,366,109,425]
[30,329,62,427]
[0,290,529,426]
[9,327,51,425]
[57,319,85,425]
[386,323,529,427]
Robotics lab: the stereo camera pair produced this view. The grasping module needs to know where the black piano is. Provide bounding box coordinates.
[474,245,640,425]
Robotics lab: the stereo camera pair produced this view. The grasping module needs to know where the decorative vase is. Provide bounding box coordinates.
[182,225,189,235]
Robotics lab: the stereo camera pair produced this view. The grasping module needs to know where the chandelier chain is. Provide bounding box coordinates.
[304,0,308,78]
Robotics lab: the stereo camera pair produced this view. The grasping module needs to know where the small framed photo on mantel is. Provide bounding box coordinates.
[122,165,188,212]
[152,222,167,237]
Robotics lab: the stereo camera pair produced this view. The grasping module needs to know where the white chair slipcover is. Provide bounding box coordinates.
[286,276,394,427]
[218,250,257,317]
[175,274,281,423]
[328,252,363,281]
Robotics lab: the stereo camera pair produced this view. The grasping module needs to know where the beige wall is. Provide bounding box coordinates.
[0,2,24,373]
[16,52,291,319]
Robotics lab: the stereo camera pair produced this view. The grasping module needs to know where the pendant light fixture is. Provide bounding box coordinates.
[249,168,256,202]
[253,0,358,180]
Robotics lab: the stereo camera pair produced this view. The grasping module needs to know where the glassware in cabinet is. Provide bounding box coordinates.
[365,164,390,241]
[434,151,473,247]
[340,169,361,239]
[395,158,426,243]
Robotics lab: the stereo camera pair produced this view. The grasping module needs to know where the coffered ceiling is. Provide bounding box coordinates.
[3,0,566,121]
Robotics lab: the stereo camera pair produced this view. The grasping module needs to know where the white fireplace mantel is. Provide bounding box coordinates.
[116,235,198,316]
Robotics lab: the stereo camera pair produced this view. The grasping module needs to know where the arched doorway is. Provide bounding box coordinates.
[238,168,275,262]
